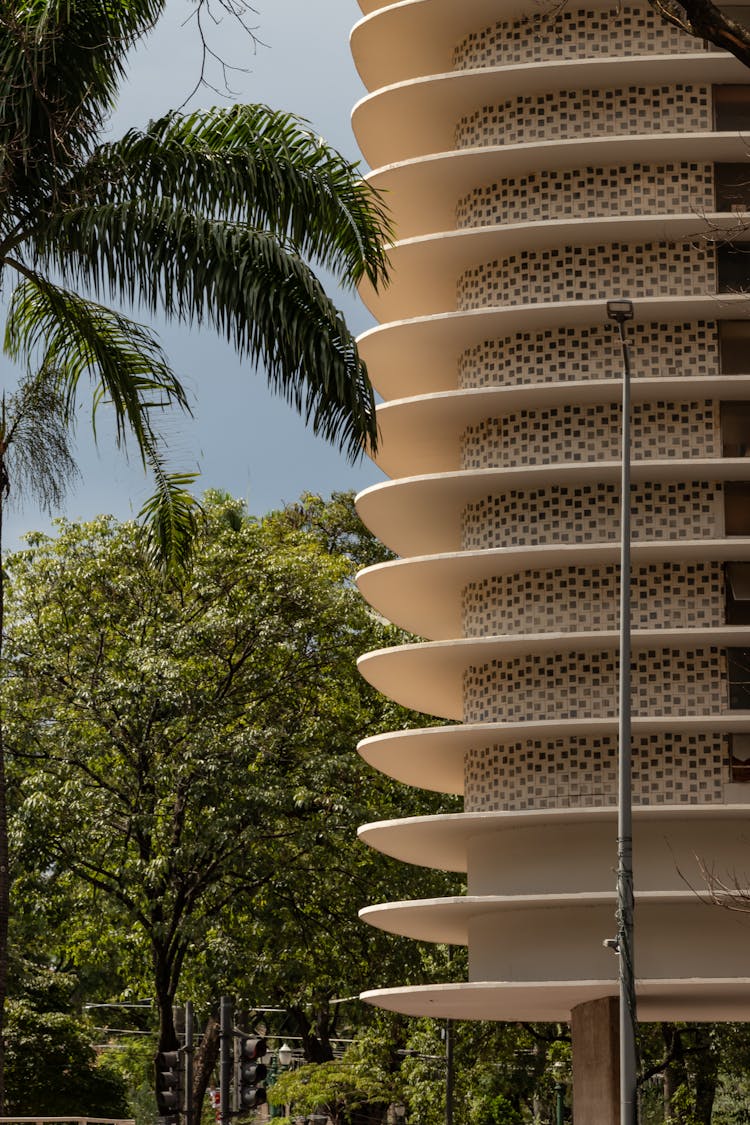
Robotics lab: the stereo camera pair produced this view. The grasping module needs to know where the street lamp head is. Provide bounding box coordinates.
[606,298,634,323]
[277,1043,293,1068]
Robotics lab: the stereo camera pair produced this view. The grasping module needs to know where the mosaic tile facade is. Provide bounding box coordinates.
[455,85,711,149]
[457,322,719,387]
[457,241,717,310]
[455,163,714,227]
[462,647,726,723]
[461,562,725,636]
[460,401,719,468]
[463,733,728,809]
[461,481,723,549]
[452,7,701,70]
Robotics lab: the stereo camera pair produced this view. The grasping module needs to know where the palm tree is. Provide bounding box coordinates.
[0,0,391,1101]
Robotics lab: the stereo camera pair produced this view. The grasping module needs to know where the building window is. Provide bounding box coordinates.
[720,321,750,373]
[714,85,750,130]
[716,164,750,211]
[717,245,750,293]
[728,648,750,708]
[726,563,750,623]
[722,401,750,456]
[725,482,750,534]
[730,732,750,781]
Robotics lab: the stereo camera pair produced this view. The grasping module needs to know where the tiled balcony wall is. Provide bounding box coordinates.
[458,322,719,387]
[452,7,702,70]
[460,401,719,468]
[464,732,728,809]
[455,85,711,148]
[455,163,714,227]
[463,646,726,722]
[457,241,717,310]
[460,481,723,549]
[461,561,725,635]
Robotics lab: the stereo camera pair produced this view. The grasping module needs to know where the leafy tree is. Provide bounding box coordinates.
[0,5,390,1099]
[4,494,458,1109]
[268,1053,391,1125]
[1,962,129,1117]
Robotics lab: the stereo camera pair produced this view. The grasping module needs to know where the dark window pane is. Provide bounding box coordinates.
[718,245,750,293]
[726,562,750,623]
[715,85,750,130]
[728,647,750,708]
[725,481,750,534]
[720,321,750,373]
[716,163,750,211]
[730,732,750,781]
[722,401,750,455]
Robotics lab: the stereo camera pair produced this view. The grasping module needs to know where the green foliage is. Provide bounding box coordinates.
[268,1049,390,1125]
[5,493,458,1061]
[0,2,391,568]
[4,1000,129,1117]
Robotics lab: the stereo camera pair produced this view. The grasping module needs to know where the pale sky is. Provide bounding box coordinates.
[4,0,384,548]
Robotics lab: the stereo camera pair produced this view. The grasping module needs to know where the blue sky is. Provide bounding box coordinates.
[5,0,384,548]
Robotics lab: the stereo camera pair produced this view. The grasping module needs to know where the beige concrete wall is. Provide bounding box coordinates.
[455,85,711,148]
[461,562,725,635]
[458,322,720,387]
[453,7,700,70]
[464,816,749,894]
[464,732,729,809]
[467,900,750,981]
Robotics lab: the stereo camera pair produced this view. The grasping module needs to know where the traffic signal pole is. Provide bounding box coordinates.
[220,996,233,1125]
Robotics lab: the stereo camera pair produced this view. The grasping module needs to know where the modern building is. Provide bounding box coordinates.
[349,0,750,1079]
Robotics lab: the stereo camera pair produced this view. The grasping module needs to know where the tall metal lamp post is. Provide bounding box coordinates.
[606,298,638,1125]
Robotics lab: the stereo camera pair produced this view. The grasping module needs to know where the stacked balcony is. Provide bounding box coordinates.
[352,0,750,1022]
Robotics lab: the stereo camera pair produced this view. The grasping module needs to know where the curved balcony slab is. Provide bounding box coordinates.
[359,980,750,1022]
[367,135,750,239]
[352,55,744,167]
[351,0,720,87]
[360,213,750,321]
[357,805,750,876]
[358,295,750,401]
[372,378,750,478]
[357,539,750,638]
[356,458,750,557]
[358,626,750,718]
[359,889,738,941]
[358,715,750,792]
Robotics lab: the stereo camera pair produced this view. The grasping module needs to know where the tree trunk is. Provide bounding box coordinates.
[662,1024,687,1123]
[0,483,10,1112]
[192,1015,220,1121]
[288,1005,334,1063]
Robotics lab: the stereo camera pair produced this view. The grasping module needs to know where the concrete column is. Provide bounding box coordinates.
[571,996,619,1125]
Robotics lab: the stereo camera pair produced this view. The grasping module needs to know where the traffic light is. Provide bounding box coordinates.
[156,1048,182,1123]
[236,1036,268,1109]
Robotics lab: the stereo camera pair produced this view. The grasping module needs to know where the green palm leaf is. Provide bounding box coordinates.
[3,273,198,570]
[4,272,189,452]
[57,105,392,290]
[29,209,379,460]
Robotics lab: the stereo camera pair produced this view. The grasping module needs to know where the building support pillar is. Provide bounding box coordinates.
[571,996,619,1125]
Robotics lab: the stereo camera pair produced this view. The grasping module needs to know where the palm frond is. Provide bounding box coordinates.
[0,366,79,513]
[3,271,190,460]
[26,212,378,459]
[49,105,391,290]
[0,0,166,206]
[138,462,201,575]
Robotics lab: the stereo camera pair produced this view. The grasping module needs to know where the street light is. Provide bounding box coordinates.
[277,1043,293,1068]
[605,297,638,1125]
